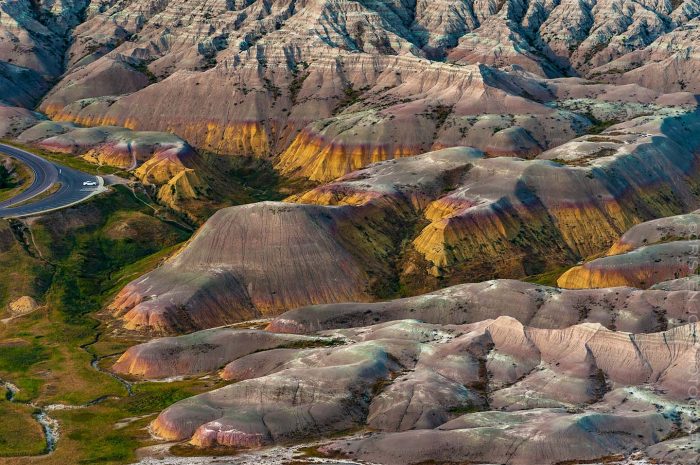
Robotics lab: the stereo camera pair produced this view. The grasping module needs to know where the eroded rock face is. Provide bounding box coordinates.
[15,0,696,183]
[559,210,700,289]
[42,0,700,90]
[0,0,88,104]
[268,279,700,335]
[15,121,211,217]
[147,317,699,462]
[595,17,700,94]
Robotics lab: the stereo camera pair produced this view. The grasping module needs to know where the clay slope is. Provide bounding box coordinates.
[0,105,44,139]
[44,56,593,181]
[110,202,373,333]
[143,317,699,465]
[43,56,693,183]
[112,329,326,379]
[267,278,700,335]
[559,210,700,288]
[609,209,700,254]
[299,110,700,280]
[117,276,700,377]
[111,111,700,333]
[18,123,196,172]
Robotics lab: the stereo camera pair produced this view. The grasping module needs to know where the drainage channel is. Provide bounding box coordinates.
[1,332,134,456]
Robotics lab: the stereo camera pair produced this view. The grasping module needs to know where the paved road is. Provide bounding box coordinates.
[0,143,105,218]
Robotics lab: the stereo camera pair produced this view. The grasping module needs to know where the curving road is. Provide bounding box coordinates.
[0,143,105,218]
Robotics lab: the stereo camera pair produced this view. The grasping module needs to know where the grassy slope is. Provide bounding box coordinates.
[172,152,312,221]
[0,186,227,464]
[0,221,46,311]
[0,400,46,457]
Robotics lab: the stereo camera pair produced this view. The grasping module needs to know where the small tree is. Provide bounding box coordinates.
[0,164,12,188]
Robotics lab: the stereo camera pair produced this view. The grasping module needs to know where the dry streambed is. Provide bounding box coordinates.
[2,381,59,454]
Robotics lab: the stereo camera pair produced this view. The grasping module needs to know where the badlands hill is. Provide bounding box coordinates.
[111,111,700,333]
[114,316,700,465]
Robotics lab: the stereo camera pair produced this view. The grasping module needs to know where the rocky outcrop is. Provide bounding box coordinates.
[268,278,700,335]
[559,211,700,288]
[147,317,699,462]
[7,296,39,316]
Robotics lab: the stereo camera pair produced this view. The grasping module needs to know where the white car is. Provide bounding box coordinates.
[82,180,98,186]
